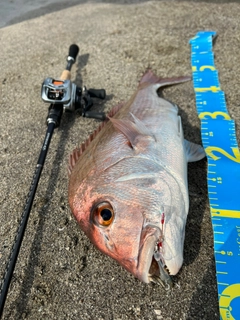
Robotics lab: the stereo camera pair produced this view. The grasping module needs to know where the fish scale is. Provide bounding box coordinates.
[189,31,240,320]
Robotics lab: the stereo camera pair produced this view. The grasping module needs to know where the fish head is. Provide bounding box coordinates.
[69,170,156,283]
[69,151,187,284]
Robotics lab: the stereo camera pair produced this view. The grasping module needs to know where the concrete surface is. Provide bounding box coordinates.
[1,0,240,28]
[0,1,240,319]
[0,0,85,28]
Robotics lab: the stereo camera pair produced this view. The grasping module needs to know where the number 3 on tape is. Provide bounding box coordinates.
[189,31,240,320]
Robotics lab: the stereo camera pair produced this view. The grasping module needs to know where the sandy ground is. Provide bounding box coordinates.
[0,1,240,319]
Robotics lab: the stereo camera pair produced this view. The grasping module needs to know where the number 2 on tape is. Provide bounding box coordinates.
[206,147,240,163]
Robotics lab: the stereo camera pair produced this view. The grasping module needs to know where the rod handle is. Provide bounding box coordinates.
[60,70,71,80]
[60,44,79,80]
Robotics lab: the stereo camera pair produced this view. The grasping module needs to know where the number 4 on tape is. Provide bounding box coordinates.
[189,31,240,320]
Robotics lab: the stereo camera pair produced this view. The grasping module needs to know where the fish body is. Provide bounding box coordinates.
[68,70,205,285]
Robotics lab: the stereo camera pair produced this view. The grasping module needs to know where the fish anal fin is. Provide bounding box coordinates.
[184,140,206,162]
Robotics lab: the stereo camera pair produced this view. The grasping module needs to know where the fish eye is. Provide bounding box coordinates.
[92,202,114,227]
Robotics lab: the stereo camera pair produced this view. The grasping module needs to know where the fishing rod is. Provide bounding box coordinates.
[0,44,106,318]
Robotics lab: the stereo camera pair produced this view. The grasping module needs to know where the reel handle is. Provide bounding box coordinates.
[88,88,106,100]
[84,111,106,121]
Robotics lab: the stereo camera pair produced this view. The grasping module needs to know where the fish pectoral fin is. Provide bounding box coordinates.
[184,140,206,162]
[109,113,155,148]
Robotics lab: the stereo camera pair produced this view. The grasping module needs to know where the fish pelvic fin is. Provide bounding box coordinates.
[184,139,206,162]
[108,113,155,149]
[139,69,191,88]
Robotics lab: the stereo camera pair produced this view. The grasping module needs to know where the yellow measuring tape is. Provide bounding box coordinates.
[189,31,240,320]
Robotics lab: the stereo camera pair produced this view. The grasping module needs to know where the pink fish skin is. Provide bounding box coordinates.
[68,70,205,285]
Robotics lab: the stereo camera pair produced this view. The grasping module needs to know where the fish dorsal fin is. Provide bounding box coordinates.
[184,139,206,162]
[109,113,155,148]
[139,69,191,88]
[68,102,124,175]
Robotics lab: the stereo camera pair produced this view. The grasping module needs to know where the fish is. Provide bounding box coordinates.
[68,70,205,288]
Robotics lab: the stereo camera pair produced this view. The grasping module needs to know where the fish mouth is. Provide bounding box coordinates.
[137,226,172,290]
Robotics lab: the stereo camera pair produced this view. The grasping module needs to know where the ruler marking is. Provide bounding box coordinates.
[211,209,240,219]
[215,250,226,254]
[219,306,229,310]
[219,294,231,298]
[218,282,229,286]
[217,271,228,275]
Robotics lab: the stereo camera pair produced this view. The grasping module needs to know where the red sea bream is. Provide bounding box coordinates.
[68,70,205,288]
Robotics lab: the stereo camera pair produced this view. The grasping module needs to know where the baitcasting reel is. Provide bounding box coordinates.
[41,44,106,121]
